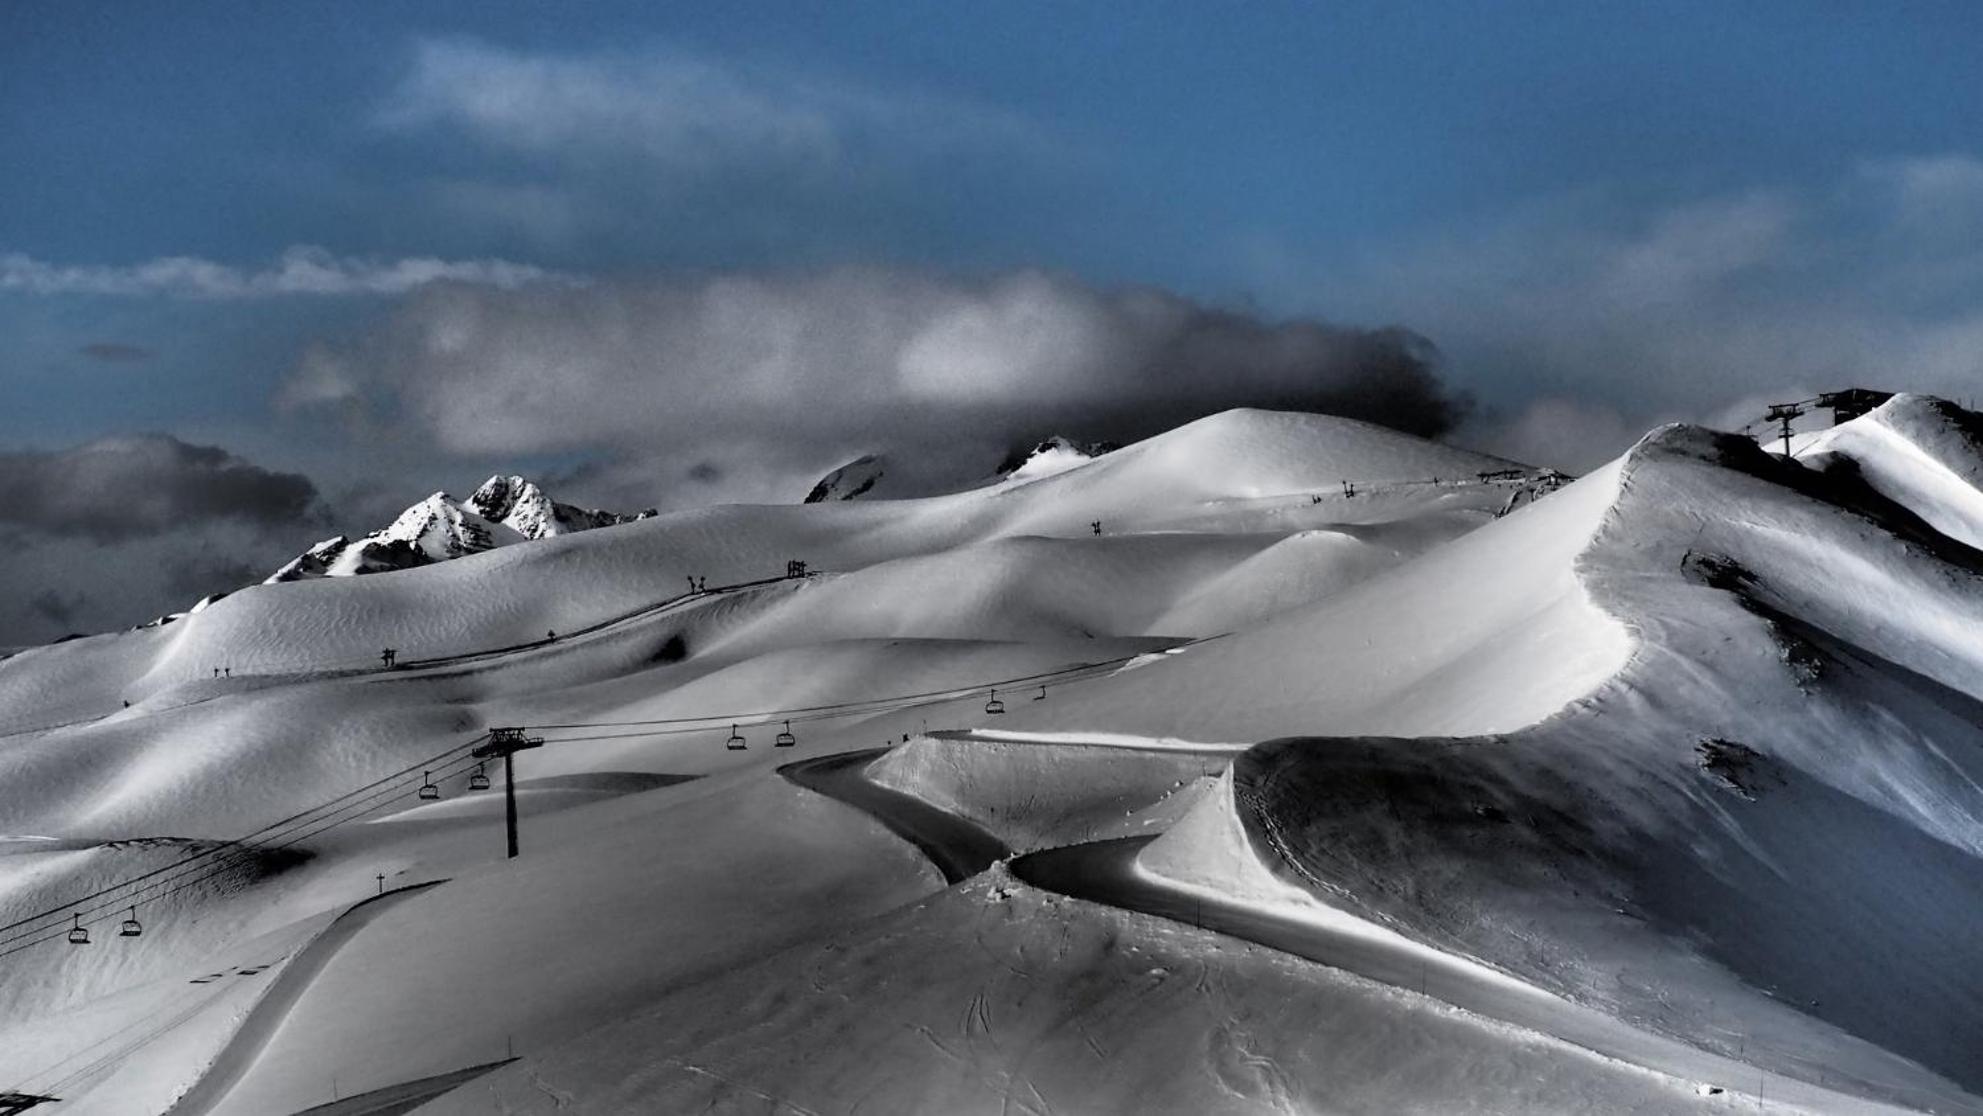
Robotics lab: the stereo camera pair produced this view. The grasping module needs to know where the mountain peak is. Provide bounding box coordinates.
[265,476,651,584]
[996,436,1116,484]
[805,455,888,503]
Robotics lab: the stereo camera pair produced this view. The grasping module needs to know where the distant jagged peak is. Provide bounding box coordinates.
[467,474,651,539]
[380,491,508,559]
[805,454,888,503]
[264,476,651,585]
[996,436,1117,484]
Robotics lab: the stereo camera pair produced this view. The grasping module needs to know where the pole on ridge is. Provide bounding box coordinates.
[473,728,545,859]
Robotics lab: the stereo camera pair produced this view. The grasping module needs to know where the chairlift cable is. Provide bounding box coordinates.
[0,742,487,957]
[0,753,486,962]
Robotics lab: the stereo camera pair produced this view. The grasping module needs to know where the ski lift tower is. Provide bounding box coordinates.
[472,727,544,859]
[1765,402,1806,459]
[1815,388,1893,425]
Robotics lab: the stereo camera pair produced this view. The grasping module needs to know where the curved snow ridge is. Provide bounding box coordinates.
[1803,394,1983,550]
[1126,426,1690,965]
[930,728,1250,753]
[161,880,448,1116]
[1064,444,1634,744]
[1134,768,1552,998]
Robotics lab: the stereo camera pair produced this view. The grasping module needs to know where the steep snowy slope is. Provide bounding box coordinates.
[1137,406,1983,1107]
[966,452,1633,743]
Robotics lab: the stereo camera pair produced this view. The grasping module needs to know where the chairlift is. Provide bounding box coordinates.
[119,907,142,938]
[985,689,1005,716]
[418,771,441,800]
[774,720,796,748]
[726,724,747,751]
[67,914,89,946]
[468,763,491,792]
[1034,685,1047,701]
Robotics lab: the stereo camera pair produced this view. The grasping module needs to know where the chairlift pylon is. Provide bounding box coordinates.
[67,914,89,945]
[985,689,1005,716]
[119,907,142,938]
[726,724,747,751]
[418,770,441,800]
[469,763,491,792]
[774,720,796,748]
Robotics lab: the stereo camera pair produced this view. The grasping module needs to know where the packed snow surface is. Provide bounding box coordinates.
[2,402,1978,1113]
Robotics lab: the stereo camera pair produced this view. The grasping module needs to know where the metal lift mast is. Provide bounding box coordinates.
[1764,402,1807,459]
[472,727,545,859]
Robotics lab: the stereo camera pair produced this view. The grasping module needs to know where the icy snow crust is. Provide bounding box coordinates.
[3,403,1977,1112]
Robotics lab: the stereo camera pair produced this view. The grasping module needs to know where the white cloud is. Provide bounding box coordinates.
[0,245,573,299]
[1862,153,1983,236]
[381,37,1038,175]
[1296,156,1983,447]
[282,267,1463,505]
[1468,397,1654,474]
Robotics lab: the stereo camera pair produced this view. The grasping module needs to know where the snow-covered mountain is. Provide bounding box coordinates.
[802,437,1120,503]
[266,476,650,583]
[2,401,1974,1114]
[995,435,1116,483]
[803,454,889,502]
[466,474,654,539]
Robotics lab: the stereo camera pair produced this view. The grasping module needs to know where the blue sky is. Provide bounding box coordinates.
[3,0,1982,641]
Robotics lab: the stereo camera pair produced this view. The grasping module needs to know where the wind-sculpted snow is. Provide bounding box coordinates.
[22,404,1923,1112]
[1800,393,1983,551]
[971,453,1634,743]
[1146,413,1983,1109]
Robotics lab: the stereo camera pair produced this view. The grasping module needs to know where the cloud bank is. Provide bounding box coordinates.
[285,267,1464,501]
[0,435,321,541]
[0,245,570,299]
[1278,153,1983,470]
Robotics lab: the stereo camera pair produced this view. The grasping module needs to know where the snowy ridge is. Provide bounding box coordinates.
[465,474,652,539]
[995,435,1115,484]
[266,476,649,585]
[1136,407,1983,1109]
[803,454,888,502]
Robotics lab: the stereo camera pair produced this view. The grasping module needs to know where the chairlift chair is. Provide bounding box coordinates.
[726,724,748,751]
[418,771,441,800]
[469,763,491,792]
[67,914,89,945]
[119,907,142,938]
[985,689,1005,715]
[1034,685,1047,701]
[774,720,796,748]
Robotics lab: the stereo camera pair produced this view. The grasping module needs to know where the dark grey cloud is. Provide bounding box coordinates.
[0,435,322,542]
[283,267,1464,504]
[162,553,263,600]
[78,342,154,364]
[28,588,84,627]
